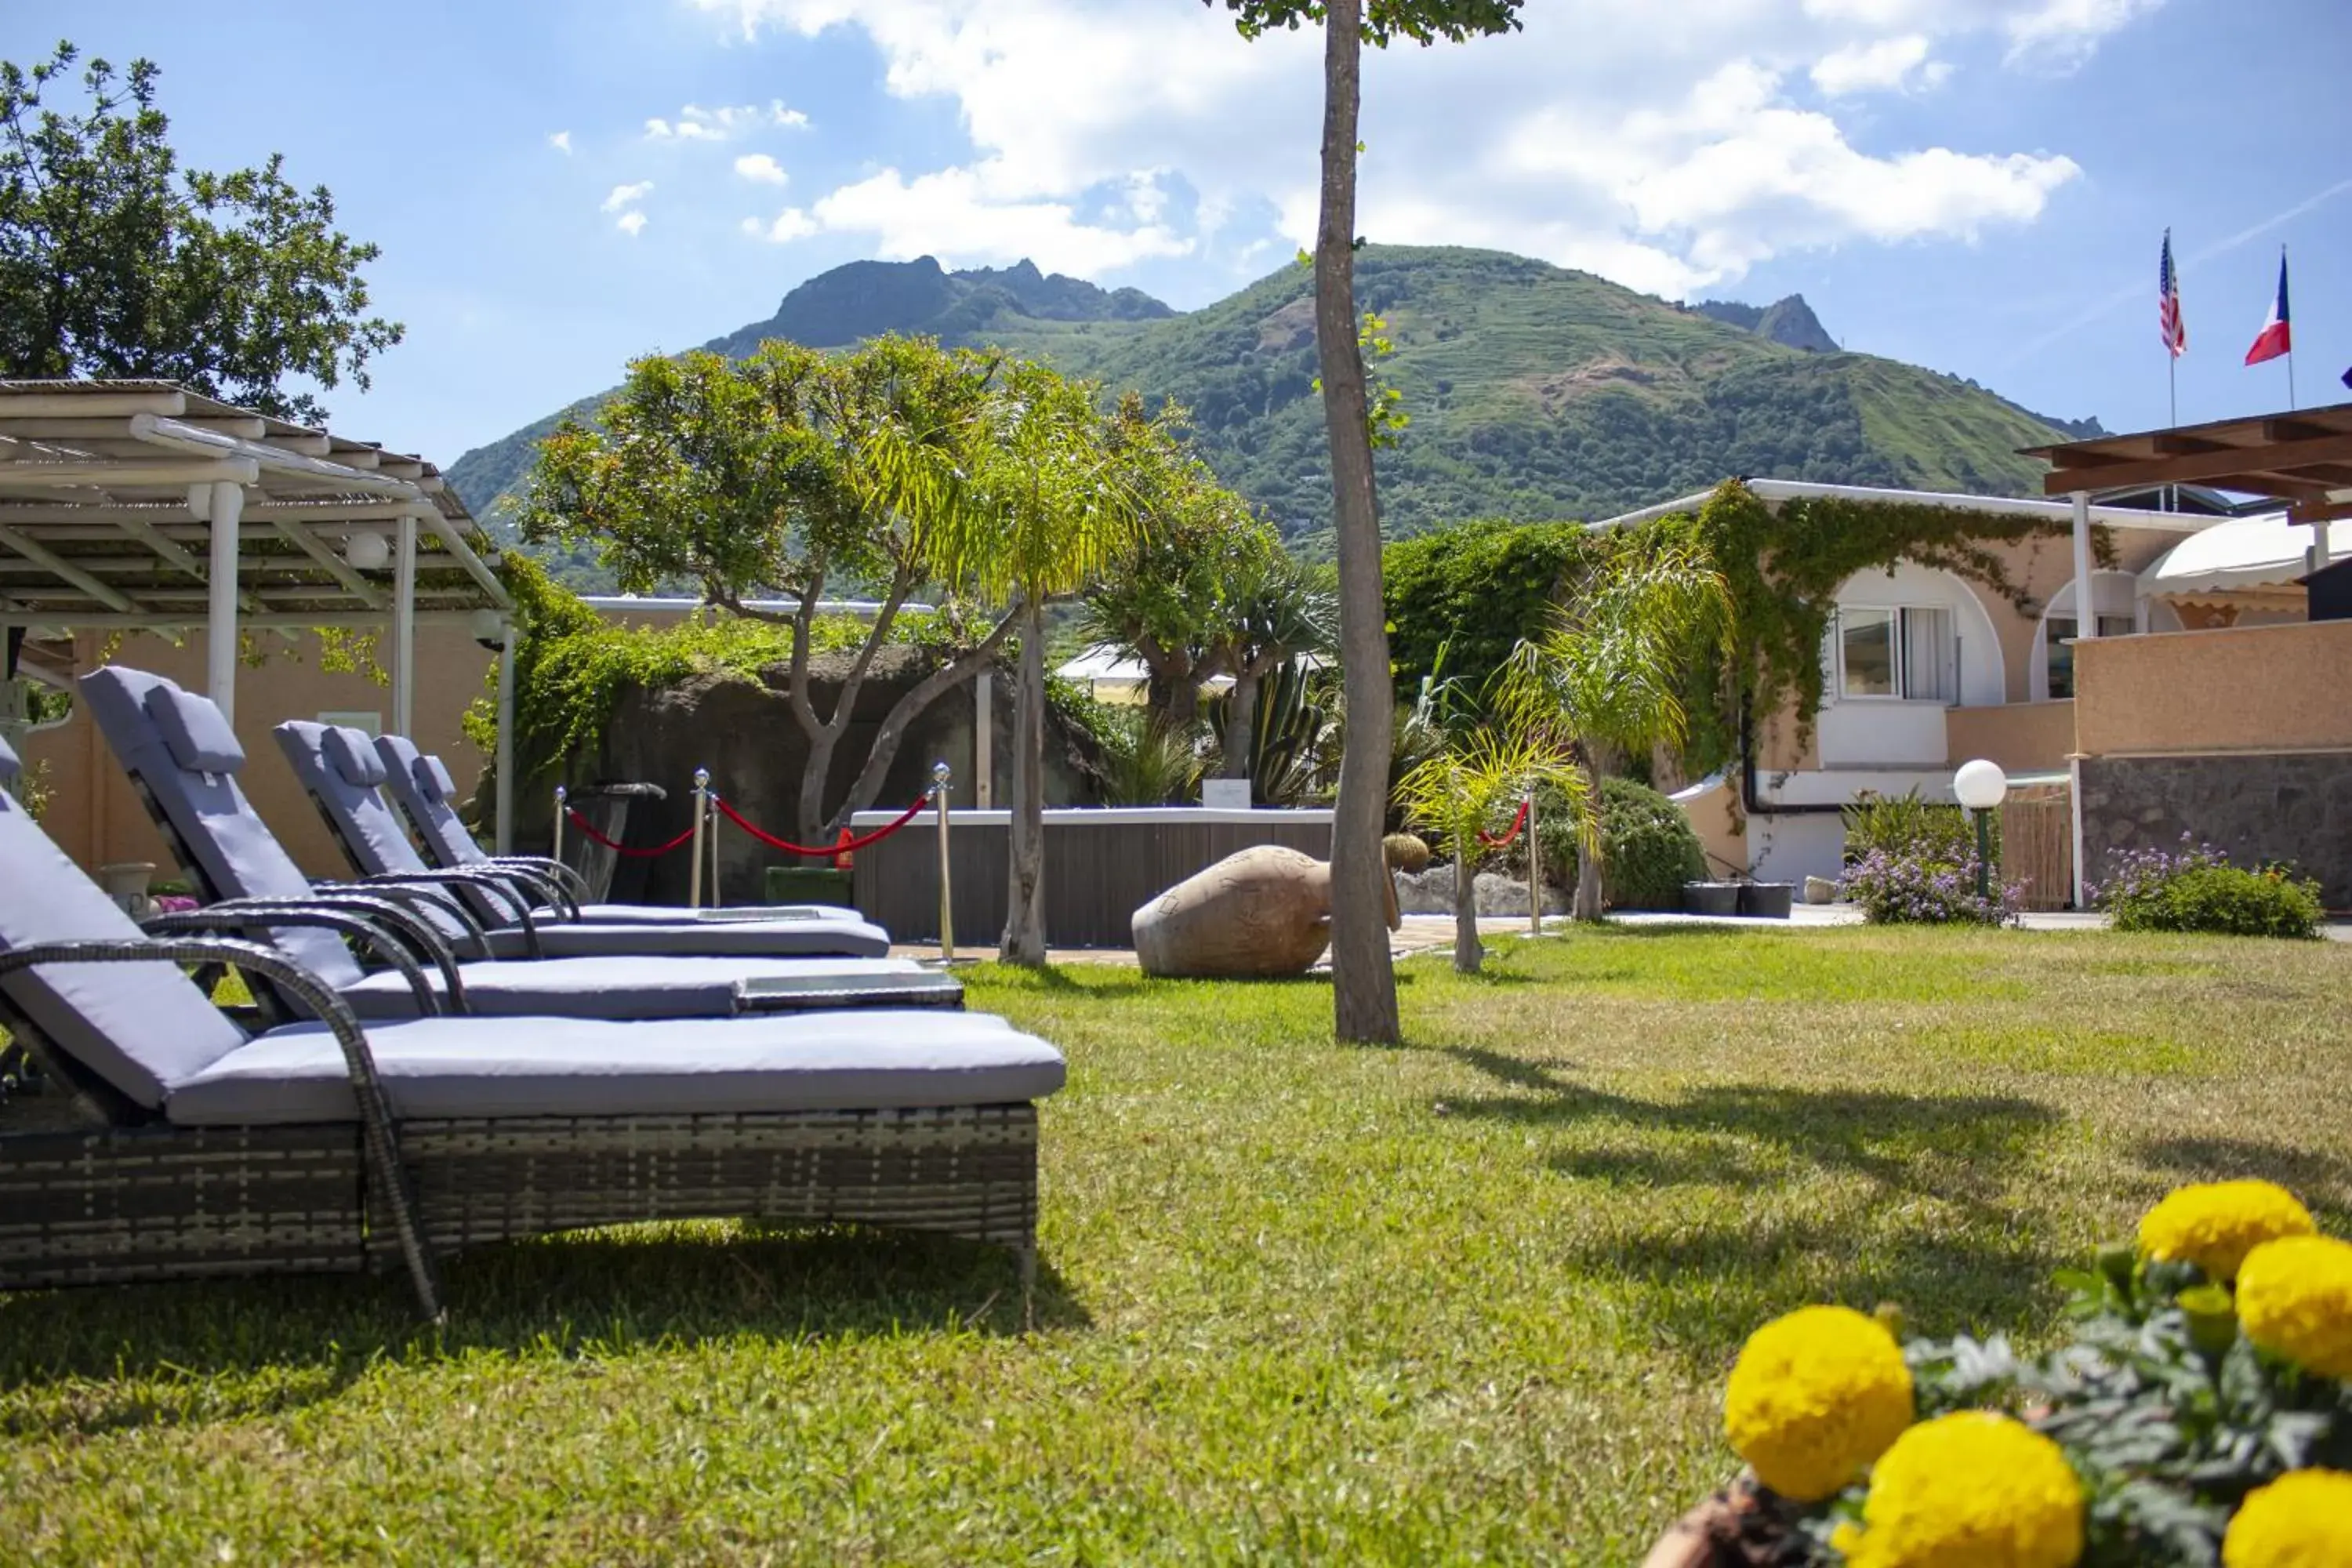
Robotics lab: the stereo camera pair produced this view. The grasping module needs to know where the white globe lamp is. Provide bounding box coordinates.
[343,530,390,572]
[1953,758,2008,900]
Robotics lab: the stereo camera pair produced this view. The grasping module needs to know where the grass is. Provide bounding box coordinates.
[2,924,2348,1563]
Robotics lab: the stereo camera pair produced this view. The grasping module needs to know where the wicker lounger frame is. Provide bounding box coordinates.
[0,939,1039,1319]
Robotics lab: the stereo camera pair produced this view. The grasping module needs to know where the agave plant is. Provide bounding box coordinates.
[1207,657,1335,805]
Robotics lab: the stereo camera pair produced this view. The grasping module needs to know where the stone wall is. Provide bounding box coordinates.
[2078,752,2352,909]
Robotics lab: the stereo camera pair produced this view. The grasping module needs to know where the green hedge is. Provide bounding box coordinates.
[2108,864,2323,939]
[1490,774,1704,911]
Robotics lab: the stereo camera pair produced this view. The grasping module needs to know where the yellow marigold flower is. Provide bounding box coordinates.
[2137,1180,2316,1282]
[1837,1412,2083,1568]
[2237,1236,2352,1378]
[1722,1305,1913,1501]
[2223,1470,2352,1568]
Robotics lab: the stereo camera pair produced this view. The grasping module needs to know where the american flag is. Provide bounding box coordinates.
[2158,229,2187,358]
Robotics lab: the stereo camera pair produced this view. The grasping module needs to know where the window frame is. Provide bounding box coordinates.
[1836,604,1957,705]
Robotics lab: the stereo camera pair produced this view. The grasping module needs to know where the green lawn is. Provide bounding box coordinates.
[3,927,2348,1563]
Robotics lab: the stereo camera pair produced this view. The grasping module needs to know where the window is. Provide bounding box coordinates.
[318,710,382,735]
[2043,615,2135,699]
[1838,607,1955,702]
[1841,608,1896,697]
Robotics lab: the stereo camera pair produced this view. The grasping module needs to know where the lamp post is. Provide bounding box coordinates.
[1953,758,2009,903]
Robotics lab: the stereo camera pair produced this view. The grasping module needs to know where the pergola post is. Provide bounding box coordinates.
[390,509,418,738]
[2068,490,2095,650]
[2068,488,2092,913]
[495,622,517,855]
[205,481,245,721]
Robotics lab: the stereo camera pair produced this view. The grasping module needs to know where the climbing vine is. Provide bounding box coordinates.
[462,554,962,804]
[1384,480,2111,772]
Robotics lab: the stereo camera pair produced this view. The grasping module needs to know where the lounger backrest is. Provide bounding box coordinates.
[0,730,250,1110]
[275,721,434,878]
[78,667,365,990]
[374,733,485,869]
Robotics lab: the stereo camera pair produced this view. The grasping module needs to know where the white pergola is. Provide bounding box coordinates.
[0,379,519,850]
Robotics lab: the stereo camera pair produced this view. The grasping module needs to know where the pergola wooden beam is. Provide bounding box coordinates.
[0,524,142,612]
[2038,429,2352,495]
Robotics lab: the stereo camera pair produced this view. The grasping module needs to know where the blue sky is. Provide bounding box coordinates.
[12,1,2350,470]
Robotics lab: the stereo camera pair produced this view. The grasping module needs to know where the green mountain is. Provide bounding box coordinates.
[447,245,2103,565]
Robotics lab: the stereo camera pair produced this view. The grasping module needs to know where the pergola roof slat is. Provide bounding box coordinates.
[2025,401,2352,523]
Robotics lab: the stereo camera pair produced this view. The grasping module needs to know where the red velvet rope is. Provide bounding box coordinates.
[562,808,699,858]
[1477,799,1530,848]
[712,793,929,857]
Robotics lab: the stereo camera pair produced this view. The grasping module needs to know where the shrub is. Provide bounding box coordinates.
[1382,833,1432,873]
[1841,847,2020,927]
[1092,712,1207,806]
[2100,848,2323,940]
[1499,775,1706,911]
[1842,786,1988,866]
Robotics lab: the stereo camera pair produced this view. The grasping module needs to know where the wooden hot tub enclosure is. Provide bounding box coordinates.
[847,807,1336,947]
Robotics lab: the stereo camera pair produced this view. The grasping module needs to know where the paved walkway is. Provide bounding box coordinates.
[900,906,2348,964]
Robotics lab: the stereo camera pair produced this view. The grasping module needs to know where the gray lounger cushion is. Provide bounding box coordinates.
[281,720,889,956]
[165,1010,1065,1124]
[0,752,249,1108]
[340,955,928,1020]
[372,732,861,925]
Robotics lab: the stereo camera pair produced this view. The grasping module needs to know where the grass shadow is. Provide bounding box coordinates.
[2136,1135,2352,1219]
[0,1225,1085,1435]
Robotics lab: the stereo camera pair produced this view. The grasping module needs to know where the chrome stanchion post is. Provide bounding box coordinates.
[933,760,954,964]
[1526,787,1542,937]
[708,787,723,908]
[688,766,709,910]
[552,784,568,868]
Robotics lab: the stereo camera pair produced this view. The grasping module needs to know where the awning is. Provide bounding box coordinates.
[2138,512,2321,597]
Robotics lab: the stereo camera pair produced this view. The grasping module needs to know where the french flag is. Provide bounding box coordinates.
[2245,252,2292,366]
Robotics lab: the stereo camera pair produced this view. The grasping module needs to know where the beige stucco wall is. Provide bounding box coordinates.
[1751,522,2183,772]
[1675,772,1749,879]
[20,624,493,881]
[2074,620,2352,757]
[1944,700,2077,775]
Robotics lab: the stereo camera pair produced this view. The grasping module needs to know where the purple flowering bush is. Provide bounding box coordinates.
[2092,835,2322,939]
[1840,847,2021,927]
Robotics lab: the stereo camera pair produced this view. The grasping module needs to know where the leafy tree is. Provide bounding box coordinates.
[521,336,1019,844]
[1213,548,1336,780]
[1076,396,1270,728]
[1494,536,1731,921]
[1394,728,1577,974]
[1209,0,1525,1044]
[0,42,400,422]
[953,360,1140,966]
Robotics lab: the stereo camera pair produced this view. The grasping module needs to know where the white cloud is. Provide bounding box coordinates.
[735,153,789,184]
[742,208,820,243]
[601,180,655,212]
[811,168,1193,272]
[645,100,811,142]
[686,0,2148,292]
[548,130,573,154]
[616,210,649,238]
[1810,35,1949,94]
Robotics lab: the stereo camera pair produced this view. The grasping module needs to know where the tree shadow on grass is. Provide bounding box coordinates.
[2136,1135,2352,1221]
[1432,1043,2063,1362]
[0,1225,1085,1436]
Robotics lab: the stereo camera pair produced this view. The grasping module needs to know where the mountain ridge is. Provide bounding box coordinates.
[448,247,2104,569]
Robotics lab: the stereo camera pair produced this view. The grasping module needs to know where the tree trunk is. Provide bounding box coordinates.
[1221,667,1261,782]
[1164,670,1200,728]
[1574,757,1606,923]
[1314,0,1399,1046]
[1000,597,1050,966]
[1451,836,1482,975]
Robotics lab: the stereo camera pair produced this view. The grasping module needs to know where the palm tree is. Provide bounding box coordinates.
[1214,550,1337,783]
[1493,537,1731,922]
[1395,729,1579,973]
[948,361,1140,966]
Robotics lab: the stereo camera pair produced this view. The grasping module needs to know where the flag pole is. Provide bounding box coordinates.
[2284,245,2296,411]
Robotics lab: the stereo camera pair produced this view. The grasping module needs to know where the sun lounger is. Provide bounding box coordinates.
[374,731,858,928]
[274,718,869,960]
[74,667,953,1020]
[0,728,1059,1319]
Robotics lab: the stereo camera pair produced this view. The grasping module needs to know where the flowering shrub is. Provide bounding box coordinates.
[1717,1178,2352,1566]
[2092,837,2324,940]
[1840,848,2020,927]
